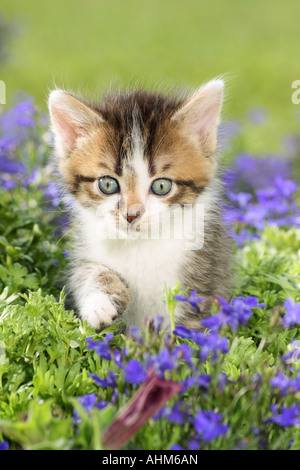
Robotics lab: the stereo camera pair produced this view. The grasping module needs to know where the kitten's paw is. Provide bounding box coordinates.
[80,292,118,329]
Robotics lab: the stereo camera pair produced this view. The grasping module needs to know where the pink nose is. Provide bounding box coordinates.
[126,212,140,223]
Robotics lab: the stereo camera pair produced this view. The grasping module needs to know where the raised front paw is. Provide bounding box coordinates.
[80,292,118,329]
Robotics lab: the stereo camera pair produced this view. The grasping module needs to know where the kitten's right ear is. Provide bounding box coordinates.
[48,90,104,157]
[171,79,224,155]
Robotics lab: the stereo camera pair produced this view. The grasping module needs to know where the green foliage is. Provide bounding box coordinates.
[1,120,300,450]
[1,180,300,449]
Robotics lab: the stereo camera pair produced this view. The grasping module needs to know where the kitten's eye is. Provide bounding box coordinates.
[150,178,172,196]
[98,176,120,195]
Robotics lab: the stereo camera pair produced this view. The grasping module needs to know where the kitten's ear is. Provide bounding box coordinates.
[172,79,224,154]
[48,90,104,157]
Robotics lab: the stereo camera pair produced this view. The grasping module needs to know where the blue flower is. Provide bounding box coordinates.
[44,181,61,207]
[173,326,229,362]
[0,155,27,174]
[174,290,203,313]
[270,371,300,396]
[267,404,300,427]
[0,441,9,450]
[113,348,123,368]
[194,410,229,441]
[166,402,185,425]
[90,370,117,389]
[124,359,147,385]
[129,326,143,344]
[104,332,114,342]
[173,325,194,340]
[216,296,266,332]
[174,343,194,368]
[192,331,229,362]
[153,348,176,377]
[154,316,164,334]
[197,374,211,389]
[170,444,185,450]
[86,337,112,360]
[200,312,224,331]
[282,299,300,327]
[179,376,196,393]
[96,400,109,410]
[78,393,98,412]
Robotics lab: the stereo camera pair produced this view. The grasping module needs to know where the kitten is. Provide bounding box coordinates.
[48,80,232,330]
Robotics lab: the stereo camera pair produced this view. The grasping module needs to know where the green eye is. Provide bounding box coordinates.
[150,178,172,196]
[98,176,119,195]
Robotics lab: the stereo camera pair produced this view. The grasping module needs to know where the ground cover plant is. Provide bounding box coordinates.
[0,96,300,450]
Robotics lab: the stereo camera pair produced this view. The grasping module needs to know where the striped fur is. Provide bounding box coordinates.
[49,80,232,330]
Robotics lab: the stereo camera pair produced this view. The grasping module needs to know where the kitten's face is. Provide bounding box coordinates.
[49,83,223,240]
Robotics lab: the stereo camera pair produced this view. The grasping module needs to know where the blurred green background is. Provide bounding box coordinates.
[1,0,300,153]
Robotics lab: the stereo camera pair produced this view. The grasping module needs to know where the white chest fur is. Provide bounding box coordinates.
[80,230,186,327]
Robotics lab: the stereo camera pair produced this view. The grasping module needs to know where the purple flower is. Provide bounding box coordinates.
[282,340,300,364]
[174,326,229,362]
[78,393,98,412]
[197,374,211,389]
[192,331,229,362]
[153,348,176,377]
[174,290,203,313]
[188,439,200,450]
[200,313,224,331]
[223,154,291,193]
[124,359,147,385]
[129,326,143,344]
[282,299,300,327]
[270,372,292,396]
[268,404,300,427]
[86,337,112,360]
[90,370,117,389]
[217,372,228,392]
[0,441,9,450]
[44,181,61,207]
[170,444,185,450]
[194,410,229,441]
[174,343,194,368]
[179,376,196,393]
[216,296,266,333]
[154,316,164,334]
[222,153,300,241]
[102,333,114,342]
[160,402,186,425]
[227,191,253,208]
[0,98,36,153]
[270,371,300,396]
[0,155,27,174]
[96,400,109,410]
[1,179,18,190]
[113,348,123,368]
[173,325,194,340]
[13,99,36,127]
[230,228,260,247]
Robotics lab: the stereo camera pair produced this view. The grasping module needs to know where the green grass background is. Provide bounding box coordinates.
[1,0,300,152]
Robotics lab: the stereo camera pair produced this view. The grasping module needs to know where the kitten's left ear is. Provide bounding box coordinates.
[171,79,224,154]
[49,89,104,158]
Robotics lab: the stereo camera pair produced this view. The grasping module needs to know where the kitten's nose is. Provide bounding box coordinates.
[127,213,140,223]
[123,204,144,224]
